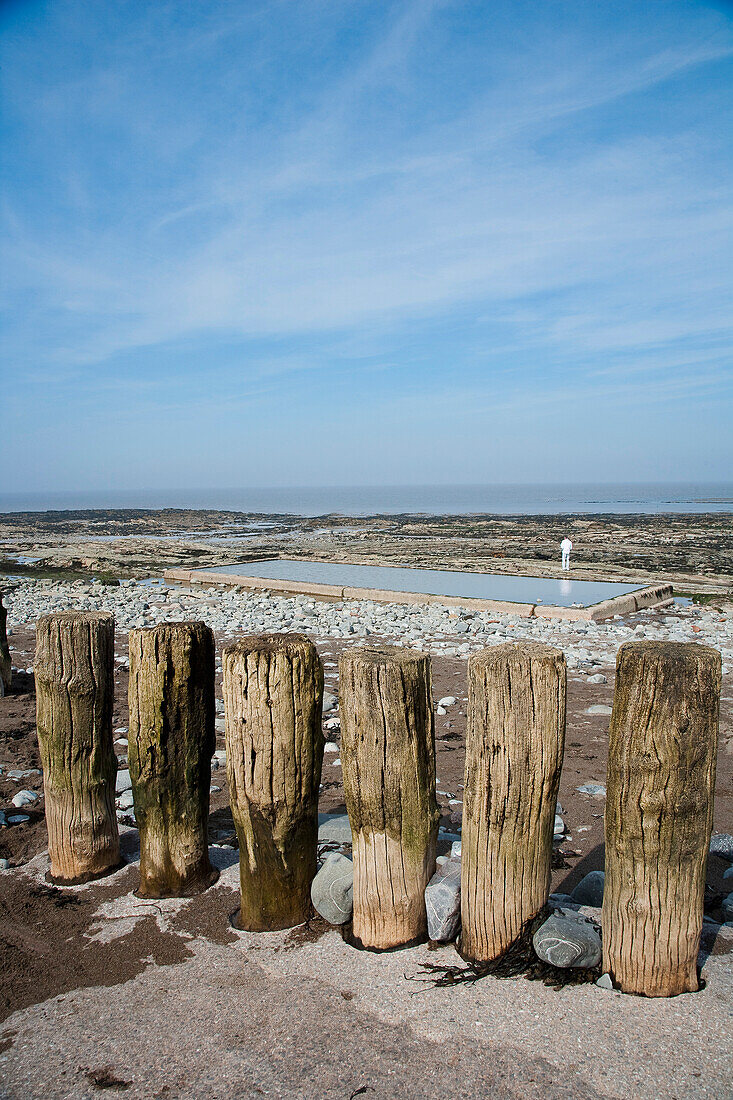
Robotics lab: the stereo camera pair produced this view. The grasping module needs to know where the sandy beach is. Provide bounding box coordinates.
[1,510,732,1098]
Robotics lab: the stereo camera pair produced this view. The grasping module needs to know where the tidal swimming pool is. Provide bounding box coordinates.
[202,559,644,608]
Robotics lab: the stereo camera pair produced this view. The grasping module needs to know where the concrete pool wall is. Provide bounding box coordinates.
[164,559,673,622]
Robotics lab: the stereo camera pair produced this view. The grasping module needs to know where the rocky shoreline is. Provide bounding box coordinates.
[3,575,733,673]
[1,507,731,594]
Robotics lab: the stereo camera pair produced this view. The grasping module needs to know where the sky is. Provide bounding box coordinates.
[1,0,732,493]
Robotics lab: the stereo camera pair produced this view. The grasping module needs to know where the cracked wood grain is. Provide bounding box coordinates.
[603,641,720,997]
[223,634,324,931]
[128,621,217,898]
[35,611,120,884]
[340,645,439,950]
[460,642,566,963]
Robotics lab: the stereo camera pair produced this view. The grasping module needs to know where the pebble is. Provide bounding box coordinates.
[5,579,733,680]
[710,834,733,863]
[576,783,606,797]
[323,692,337,714]
[324,742,339,753]
[11,789,39,808]
[310,853,353,924]
[425,856,461,942]
[7,814,30,825]
[213,750,226,766]
[571,871,605,907]
[596,973,614,990]
[438,696,456,707]
[7,768,41,780]
[117,790,135,811]
[533,912,602,968]
[0,858,9,870]
[586,673,607,684]
[585,704,612,716]
[115,769,132,794]
[318,813,352,845]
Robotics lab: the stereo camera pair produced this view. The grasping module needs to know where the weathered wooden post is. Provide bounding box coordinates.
[223,634,324,931]
[35,611,120,884]
[0,588,11,693]
[603,641,720,997]
[128,622,218,897]
[460,642,566,963]
[339,645,439,950]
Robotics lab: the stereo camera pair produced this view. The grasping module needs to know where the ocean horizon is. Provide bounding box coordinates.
[1,482,732,516]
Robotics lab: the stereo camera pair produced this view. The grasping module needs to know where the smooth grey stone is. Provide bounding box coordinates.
[586,673,607,684]
[322,692,338,714]
[722,893,733,923]
[548,892,575,908]
[0,858,9,870]
[318,813,352,845]
[554,814,565,836]
[576,783,606,797]
[710,834,733,862]
[7,768,41,780]
[533,913,602,969]
[7,814,30,825]
[596,973,614,990]
[585,704,612,716]
[311,853,353,924]
[11,789,38,808]
[117,790,135,811]
[571,871,605,908]
[115,769,132,794]
[0,811,6,827]
[425,857,461,942]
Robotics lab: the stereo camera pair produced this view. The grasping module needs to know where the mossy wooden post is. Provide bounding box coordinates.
[35,611,120,884]
[0,589,11,693]
[128,622,218,898]
[603,641,720,997]
[339,645,439,950]
[223,634,324,931]
[460,642,566,963]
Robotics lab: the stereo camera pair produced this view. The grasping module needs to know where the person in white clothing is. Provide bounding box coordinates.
[561,537,572,570]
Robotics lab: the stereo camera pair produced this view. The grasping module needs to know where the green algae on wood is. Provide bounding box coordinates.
[128,621,218,898]
[35,611,120,884]
[460,642,566,964]
[339,645,439,950]
[603,641,720,997]
[223,634,324,931]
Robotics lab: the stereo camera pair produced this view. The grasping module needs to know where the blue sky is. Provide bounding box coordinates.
[1,0,732,492]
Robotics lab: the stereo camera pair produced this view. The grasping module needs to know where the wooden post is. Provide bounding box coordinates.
[460,642,566,963]
[0,589,11,693]
[35,611,120,884]
[128,622,218,898]
[223,634,324,931]
[603,641,720,997]
[339,645,439,950]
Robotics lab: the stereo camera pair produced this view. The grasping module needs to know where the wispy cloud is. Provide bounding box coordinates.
[1,0,732,485]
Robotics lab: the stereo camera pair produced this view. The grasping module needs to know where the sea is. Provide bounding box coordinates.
[0,483,731,516]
